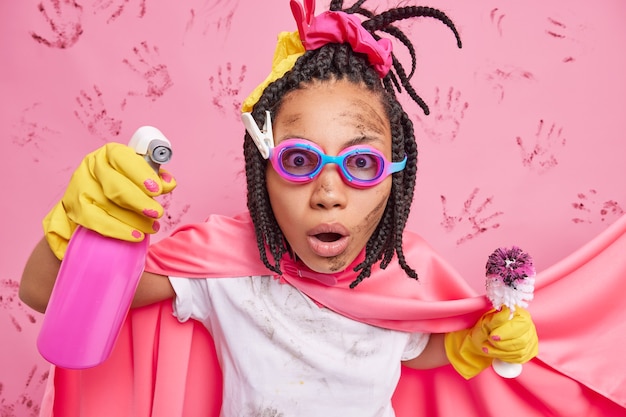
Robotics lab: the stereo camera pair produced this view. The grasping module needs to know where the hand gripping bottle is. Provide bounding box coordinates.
[37,126,173,369]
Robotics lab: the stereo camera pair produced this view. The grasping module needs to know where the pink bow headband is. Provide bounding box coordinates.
[290,0,393,77]
[241,0,393,112]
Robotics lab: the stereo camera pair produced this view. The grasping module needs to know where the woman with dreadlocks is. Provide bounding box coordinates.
[20,1,538,416]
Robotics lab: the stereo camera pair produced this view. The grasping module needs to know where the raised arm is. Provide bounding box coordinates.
[20,238,62,313]
[19,236,175,313]
[19,142,177,313]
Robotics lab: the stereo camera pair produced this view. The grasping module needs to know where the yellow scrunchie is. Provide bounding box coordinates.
[241,31,305,113]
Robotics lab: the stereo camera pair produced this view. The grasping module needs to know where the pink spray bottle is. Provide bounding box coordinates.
[37,126,172,369]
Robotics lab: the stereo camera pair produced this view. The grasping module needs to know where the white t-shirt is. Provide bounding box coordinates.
[170,275,429,417]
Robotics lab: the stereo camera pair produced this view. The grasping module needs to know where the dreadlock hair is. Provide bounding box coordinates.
[244,0,461,288]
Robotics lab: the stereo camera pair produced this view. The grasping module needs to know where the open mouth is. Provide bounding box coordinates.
[307,224,350,257]
[314,232,343,242]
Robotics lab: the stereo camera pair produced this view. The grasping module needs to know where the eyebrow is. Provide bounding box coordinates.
[342,134,382,148]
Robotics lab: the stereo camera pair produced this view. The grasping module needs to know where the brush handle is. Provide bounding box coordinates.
[492,358,523,378]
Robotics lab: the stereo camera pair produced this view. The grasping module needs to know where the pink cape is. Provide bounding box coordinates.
[40,212,626,416]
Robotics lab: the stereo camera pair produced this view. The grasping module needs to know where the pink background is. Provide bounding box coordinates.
[2,1,625,415]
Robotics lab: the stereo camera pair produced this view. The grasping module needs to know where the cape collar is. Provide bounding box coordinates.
[144,211,487,333]
[279,250,366,287]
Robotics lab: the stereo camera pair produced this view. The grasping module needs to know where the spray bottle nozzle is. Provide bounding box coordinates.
[128,126,173,172]
[147,140,173,165]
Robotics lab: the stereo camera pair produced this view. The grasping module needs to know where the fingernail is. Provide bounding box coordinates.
[143,208,159,219]
[152,221,160,232]
[144,178,159,192]
[132,230,143,239]
[492,335,501,341]
[160,171,173,183]
[482,347,489,354]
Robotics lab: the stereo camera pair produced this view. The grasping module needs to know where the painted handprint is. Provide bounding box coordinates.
[11,103,60,162]
[30,0,84,49]
[123,41,174,102]
[74,85,123,141]
[489,8,505,37]
[440,188,504,245]
[157,193,191,233]
[184,0,240,40]
[544,14,590,64]
[545,17,574,63]
[0,278,38,333]
[516,119,566,174]
[0,366,48,417]
[481,67,535,104]
[415,87,468,143]
[92,0,147,23]
[571,189,624,225]
[208,63,248,119]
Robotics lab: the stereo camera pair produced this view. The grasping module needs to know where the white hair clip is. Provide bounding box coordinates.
[241,111,274,159]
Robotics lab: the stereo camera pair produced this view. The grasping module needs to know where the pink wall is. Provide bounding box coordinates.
[2,1,625,414]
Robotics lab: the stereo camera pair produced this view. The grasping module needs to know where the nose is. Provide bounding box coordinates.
[309,164,348,209]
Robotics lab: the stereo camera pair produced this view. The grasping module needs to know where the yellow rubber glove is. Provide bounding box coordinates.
[43,143,177,260]
[444,308,539,379]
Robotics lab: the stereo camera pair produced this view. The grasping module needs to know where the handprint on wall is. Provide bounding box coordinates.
[30,0,84,49]
[11,103,60,162]
[0,279,38,333]
[480,67,535,104]
[0,366,48,417]
[123,41,174,102]
[516,119,566,174]
[414,87,468,143]
[92,0,147,23]
[440,188,504,245]
[208,63,248,119]
[157,193,191,233]
[184,0,240,40]
[545,17,575,63]
[74,85,123,141]
[544,14,590,64]
[571,189,624,225]
[489,8,505,37]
